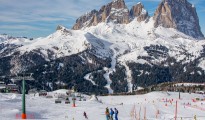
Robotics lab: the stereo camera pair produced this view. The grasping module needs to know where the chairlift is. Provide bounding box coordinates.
[39,90,47,96]
[65,97,70,104]
[46,95,53,98]
[55,98,62,104]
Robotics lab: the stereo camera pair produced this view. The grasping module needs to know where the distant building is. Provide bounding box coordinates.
[38,90,47,96]
[0,81,6,93]
[28,88,38,94]
[6,84,19,93]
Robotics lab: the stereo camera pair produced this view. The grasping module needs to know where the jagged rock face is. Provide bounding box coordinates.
[107,0,130,24]
[98,3,112,22]
[112,0,126,9]
[130,3,148,22]
[72,0,130,30]
[72,10,98,30]
[153,0,204,39]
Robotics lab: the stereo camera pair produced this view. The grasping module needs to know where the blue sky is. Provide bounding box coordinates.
[0,0,204,38]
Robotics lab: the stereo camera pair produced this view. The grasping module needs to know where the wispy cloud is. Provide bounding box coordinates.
[0,0,110,21]
[0,0,204,37]
[0,0,109,37]
[0,25,49,31]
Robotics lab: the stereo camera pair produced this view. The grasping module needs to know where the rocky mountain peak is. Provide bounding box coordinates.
[56,25,66,31]
[72,0,150,30]
[130,2,148,22]
[56,25,69,32]
[153,0,204,39]
[56,25,71,35]
[112,0,126,9]
[108,0,130,24]
[72,10,98,30]
[72,0,130,30]
[72,0,203,39]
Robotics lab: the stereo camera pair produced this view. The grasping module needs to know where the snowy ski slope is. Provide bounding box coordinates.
[0,91,205,120]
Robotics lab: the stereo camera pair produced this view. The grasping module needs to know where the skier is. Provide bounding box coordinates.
[83,111,88,119]
[114,108,118,120]
[110,108,114,120]
[105,107,110,120]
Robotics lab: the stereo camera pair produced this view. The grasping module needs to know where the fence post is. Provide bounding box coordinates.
[194,115,197,120]
[139,106,141,120]
[156,110,159,119]
[144,107,146,120]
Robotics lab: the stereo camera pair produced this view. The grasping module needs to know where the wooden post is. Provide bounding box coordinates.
[156,110,159,119]
[144,107,146,120]
[139,106,141,120]
[194,115,197,120]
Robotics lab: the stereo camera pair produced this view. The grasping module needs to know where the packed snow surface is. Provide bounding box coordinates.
[0,91,205,120]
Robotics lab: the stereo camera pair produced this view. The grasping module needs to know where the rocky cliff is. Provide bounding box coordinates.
[73,0,204,39]
[153,0,204,39]
[107,0,130,24]
[130,2,148,22]
[72,10,98,30]
[72,0,148,30]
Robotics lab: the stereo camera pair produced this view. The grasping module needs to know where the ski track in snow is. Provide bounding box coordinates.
[121,62,133,93]
[103,71,114,94]
[103,47,117,94]
[84,73,96,86]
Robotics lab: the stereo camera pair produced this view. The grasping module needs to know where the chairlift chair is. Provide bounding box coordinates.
[65,97,70,104]
[55,98,62,104]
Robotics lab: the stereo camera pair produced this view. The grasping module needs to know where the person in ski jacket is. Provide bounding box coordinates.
[110,108,114,120]
[83,111,88,119]
[114,108,118,120]
[105,107,110,120]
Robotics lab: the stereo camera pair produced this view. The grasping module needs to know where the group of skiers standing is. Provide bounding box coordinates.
[105,107,118,120]
[83,107,118,120]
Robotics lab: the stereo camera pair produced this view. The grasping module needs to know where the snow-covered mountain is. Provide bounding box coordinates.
[0,0,205,94]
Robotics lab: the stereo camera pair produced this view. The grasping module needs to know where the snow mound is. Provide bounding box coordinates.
[0,93,21,101]
[52,89,68,94]
[10,94,17,99]
[90,95,99,101]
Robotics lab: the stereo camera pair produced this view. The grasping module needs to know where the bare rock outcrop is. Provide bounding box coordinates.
[153,0,204,39]
[72,0,131,30]
[72,10,98,30]
[107,0,130,24]
[72,0,204,39]
[130,2,148,22]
